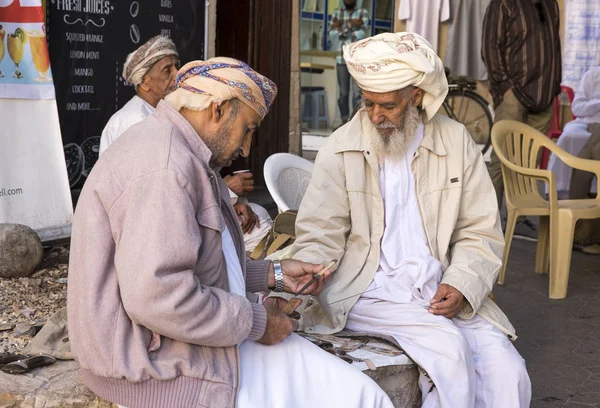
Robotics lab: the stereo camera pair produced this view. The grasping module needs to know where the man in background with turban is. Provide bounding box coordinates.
[68,57,393,408]
[99,36,272,252]
[290,33,531,407]
[99,35,179,155]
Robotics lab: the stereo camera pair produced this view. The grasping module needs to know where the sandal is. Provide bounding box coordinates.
[582,244,600,255]
[0,353,28,367]
[1,354,56,374]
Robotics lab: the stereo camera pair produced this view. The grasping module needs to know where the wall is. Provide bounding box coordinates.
[290,0,302,155]
[207,0,217,58]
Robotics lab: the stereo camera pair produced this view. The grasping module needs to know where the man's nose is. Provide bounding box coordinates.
[169,67,177,86]
[370,106,385,125]
[240,135,253,157]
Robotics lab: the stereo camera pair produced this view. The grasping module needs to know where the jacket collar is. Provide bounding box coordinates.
[154,100,214,167]
[333,110,447,157]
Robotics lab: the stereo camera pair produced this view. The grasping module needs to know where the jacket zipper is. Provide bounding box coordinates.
[209,169,242,407]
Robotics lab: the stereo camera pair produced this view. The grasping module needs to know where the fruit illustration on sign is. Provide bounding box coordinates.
[7,27,28,79]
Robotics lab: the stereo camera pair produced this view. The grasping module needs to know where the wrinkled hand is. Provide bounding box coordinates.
[429,284,465,318]
[281,259,332,295]
[225,172,254,196]
[349,18,363,28]
[233,203,259,234]
[257,304,299,345]
[263,296,289,311]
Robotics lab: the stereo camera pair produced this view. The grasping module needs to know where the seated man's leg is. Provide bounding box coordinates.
[237,333,394,408]
[570,126,600,247]
[569,126,600,200]
[454,315,531,408]
[243,203,272,252]
[346,300,476,408]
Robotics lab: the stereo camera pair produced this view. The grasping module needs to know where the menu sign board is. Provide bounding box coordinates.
[48,0,205,187]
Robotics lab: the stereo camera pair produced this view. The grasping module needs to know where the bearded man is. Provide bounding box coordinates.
[290,33,531,407]
[68,57,393,408]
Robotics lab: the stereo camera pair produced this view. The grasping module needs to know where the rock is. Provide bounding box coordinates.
[0,225,43,279]
[12,324,35,338]
[0,324,14,332]
[0,360,116,408]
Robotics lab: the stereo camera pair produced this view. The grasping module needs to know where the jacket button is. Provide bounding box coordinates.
[366,151,370,155]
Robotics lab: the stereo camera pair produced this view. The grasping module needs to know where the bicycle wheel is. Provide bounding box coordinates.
[440,89,493,154]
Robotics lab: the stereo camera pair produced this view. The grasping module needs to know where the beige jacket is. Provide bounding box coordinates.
[290,111,516,340]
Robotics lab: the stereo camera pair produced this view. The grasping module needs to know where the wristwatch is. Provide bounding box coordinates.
[273,260,284,292]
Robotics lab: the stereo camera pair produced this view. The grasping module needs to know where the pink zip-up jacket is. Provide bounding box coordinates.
[67,101,271,408]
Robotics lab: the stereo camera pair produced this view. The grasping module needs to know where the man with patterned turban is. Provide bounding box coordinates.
[99,35,179,155]
[99,37,271,252]
[68,57,393,408]
[290,33,531,407]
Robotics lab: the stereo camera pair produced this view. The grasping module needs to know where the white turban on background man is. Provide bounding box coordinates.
[122,35,179,86]
[343,32,448,122]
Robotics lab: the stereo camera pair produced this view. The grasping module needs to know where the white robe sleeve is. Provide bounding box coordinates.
[571,69,600,119]
[99,121,118,157]
[440,0,450,23]
[398,0,411,20]
[229,188,239,206]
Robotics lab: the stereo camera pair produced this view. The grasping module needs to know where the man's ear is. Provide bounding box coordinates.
[210,101,225,122]
[138,76,151,92]
[412,88,424,108]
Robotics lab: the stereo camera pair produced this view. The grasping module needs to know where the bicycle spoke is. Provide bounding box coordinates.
[462,112,489,127]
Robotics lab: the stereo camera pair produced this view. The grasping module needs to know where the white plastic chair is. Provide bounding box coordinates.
[264,153,314,212]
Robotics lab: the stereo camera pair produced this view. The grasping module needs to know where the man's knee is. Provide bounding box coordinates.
[486,347,530,387]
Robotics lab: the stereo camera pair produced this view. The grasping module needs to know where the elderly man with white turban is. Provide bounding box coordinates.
[290,33,531,407]
[68,57,394,408]
[99,35,179,155]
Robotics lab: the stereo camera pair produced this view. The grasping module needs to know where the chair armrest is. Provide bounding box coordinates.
[550,148,600,179]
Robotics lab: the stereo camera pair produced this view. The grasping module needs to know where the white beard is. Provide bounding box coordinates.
[369,104,421,160]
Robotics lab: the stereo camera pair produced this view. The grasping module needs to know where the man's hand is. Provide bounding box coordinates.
[429,284,465,318]
[349,18,363,28]
[268,259,332,296]
[233,203,259,234]
[264,296,302,319]
[224,172,255,196]
[331,17,342,29]
[257,304,299,345]
[263,296,288,311]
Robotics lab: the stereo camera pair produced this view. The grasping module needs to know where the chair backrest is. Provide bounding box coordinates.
[560,85,576,120]
[550,85,578,133]
[264,153,314,212]
[491,120,555,203]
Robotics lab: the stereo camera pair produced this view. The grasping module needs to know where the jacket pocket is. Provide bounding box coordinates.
[196,205,223,232]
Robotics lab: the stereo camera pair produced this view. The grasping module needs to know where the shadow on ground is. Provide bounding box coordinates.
[497,239,600,407]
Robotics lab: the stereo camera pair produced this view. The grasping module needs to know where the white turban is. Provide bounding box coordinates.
[343,32,448,122]
[123,36,179,86]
